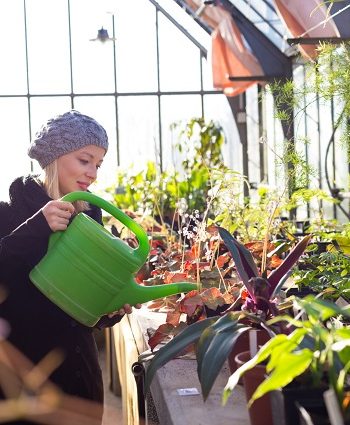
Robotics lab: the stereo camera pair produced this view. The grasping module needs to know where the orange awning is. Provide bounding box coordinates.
[273,0,340,60]
[184,1,265,96]
[211,13,264,96]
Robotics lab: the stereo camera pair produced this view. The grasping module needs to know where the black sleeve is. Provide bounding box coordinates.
[0,209,52,269]
[94,313,125,329]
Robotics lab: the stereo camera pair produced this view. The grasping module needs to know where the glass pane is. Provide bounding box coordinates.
[116,0,158,93]
[158,14,201,92]
[160,95,202,169]
[30,96,72,138]
[229,0,288,51]
[0,1,27,94]
[203,94,241,172]
[157,0,210,49]
[70,0,115,94]
[202,55,217,92]
[0,98,30,201]
[246,86,260,187]
[74,96,117,191]
[26,0,71,94]
[117,96,159,170]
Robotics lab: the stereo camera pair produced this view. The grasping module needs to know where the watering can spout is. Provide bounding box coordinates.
[109,281,198,311]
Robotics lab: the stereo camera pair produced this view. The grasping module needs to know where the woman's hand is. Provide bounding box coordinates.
[108,303,142,318]
[42,200,75,232]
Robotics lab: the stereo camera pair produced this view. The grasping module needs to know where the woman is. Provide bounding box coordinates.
[0,110,138,424]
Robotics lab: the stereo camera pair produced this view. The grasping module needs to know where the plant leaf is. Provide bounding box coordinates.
[267,234,312,291]
[218,227,259,297]
[222,334,288,404]
[144,316,219,393]
[249,350,313,406]
[195,312,249,399]
[297,295,350,321]
[199,324,251,400]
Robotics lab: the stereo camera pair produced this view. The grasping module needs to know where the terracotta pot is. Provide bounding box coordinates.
[235,350,273,425]
[228,328,270,374]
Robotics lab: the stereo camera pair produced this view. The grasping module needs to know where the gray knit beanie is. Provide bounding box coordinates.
[28,110,109,168]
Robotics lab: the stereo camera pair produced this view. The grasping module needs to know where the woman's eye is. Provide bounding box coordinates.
[79,159,89,165]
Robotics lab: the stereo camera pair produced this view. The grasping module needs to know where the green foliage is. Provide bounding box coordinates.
[223,296,350,413]
[171,117,224,171]
[271,42,350,162]
[106,117,225,219]
[292,250,350,297]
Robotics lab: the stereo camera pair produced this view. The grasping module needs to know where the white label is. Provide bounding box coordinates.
[177,388,200,396]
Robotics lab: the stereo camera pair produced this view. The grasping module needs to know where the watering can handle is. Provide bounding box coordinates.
[60,191,150,264]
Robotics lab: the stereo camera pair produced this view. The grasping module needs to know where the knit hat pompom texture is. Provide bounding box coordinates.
[28,110,109,168]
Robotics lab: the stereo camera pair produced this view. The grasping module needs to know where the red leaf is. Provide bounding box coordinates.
[163,271,191,284]
[200,287,226,310]
[166,311,182,327]
[148,323,175,351]
[179,291,202,316]
[216,252,231,268]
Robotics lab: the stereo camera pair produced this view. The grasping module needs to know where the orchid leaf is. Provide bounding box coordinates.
[144,316,218,393]
[218,227,259,282]
[267,234,312,291]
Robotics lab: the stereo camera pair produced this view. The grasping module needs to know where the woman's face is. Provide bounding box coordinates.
[57,145,106,195]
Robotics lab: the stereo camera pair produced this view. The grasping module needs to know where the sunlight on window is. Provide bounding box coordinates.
[0,0,234,202]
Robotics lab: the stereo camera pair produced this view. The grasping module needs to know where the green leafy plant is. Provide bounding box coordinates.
[292,249,350,299]
[223,296,350,421]
[107,117,226,222]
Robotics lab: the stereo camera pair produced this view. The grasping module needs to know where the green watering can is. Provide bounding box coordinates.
[29,191,198,327]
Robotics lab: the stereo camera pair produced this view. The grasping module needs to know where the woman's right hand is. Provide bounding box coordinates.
[41,200,75,232]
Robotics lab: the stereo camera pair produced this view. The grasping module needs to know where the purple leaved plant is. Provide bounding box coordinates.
[218,227,312,319]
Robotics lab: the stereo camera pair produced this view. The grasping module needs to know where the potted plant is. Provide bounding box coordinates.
[143,229,311,424]
[223,295,350,425]
[290,248,350,302]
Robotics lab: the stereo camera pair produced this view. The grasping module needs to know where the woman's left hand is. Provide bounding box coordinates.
[108,303,142,318]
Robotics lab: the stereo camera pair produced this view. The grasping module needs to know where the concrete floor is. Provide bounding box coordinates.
[99,346,150,425]
[99,347,124,425]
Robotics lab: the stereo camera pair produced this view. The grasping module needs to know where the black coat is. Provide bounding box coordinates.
[0,175,122,424]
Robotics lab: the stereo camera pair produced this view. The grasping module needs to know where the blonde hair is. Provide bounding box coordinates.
[41,160,89,213]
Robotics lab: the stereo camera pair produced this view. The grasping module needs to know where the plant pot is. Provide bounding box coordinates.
[204,303,231,318]
[271,384,330,425]
[285,286,318,298]
[228,328,270,374]
[235,350,273,425]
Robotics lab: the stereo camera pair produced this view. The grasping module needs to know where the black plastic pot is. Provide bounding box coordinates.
[271,385,330,425]
[285,286,318,298]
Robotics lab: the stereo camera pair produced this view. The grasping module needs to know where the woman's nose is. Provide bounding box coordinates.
[86,165,97,180]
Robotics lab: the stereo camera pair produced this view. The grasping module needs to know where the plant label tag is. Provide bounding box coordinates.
[324,388,343,425]
[177,388,200,396]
